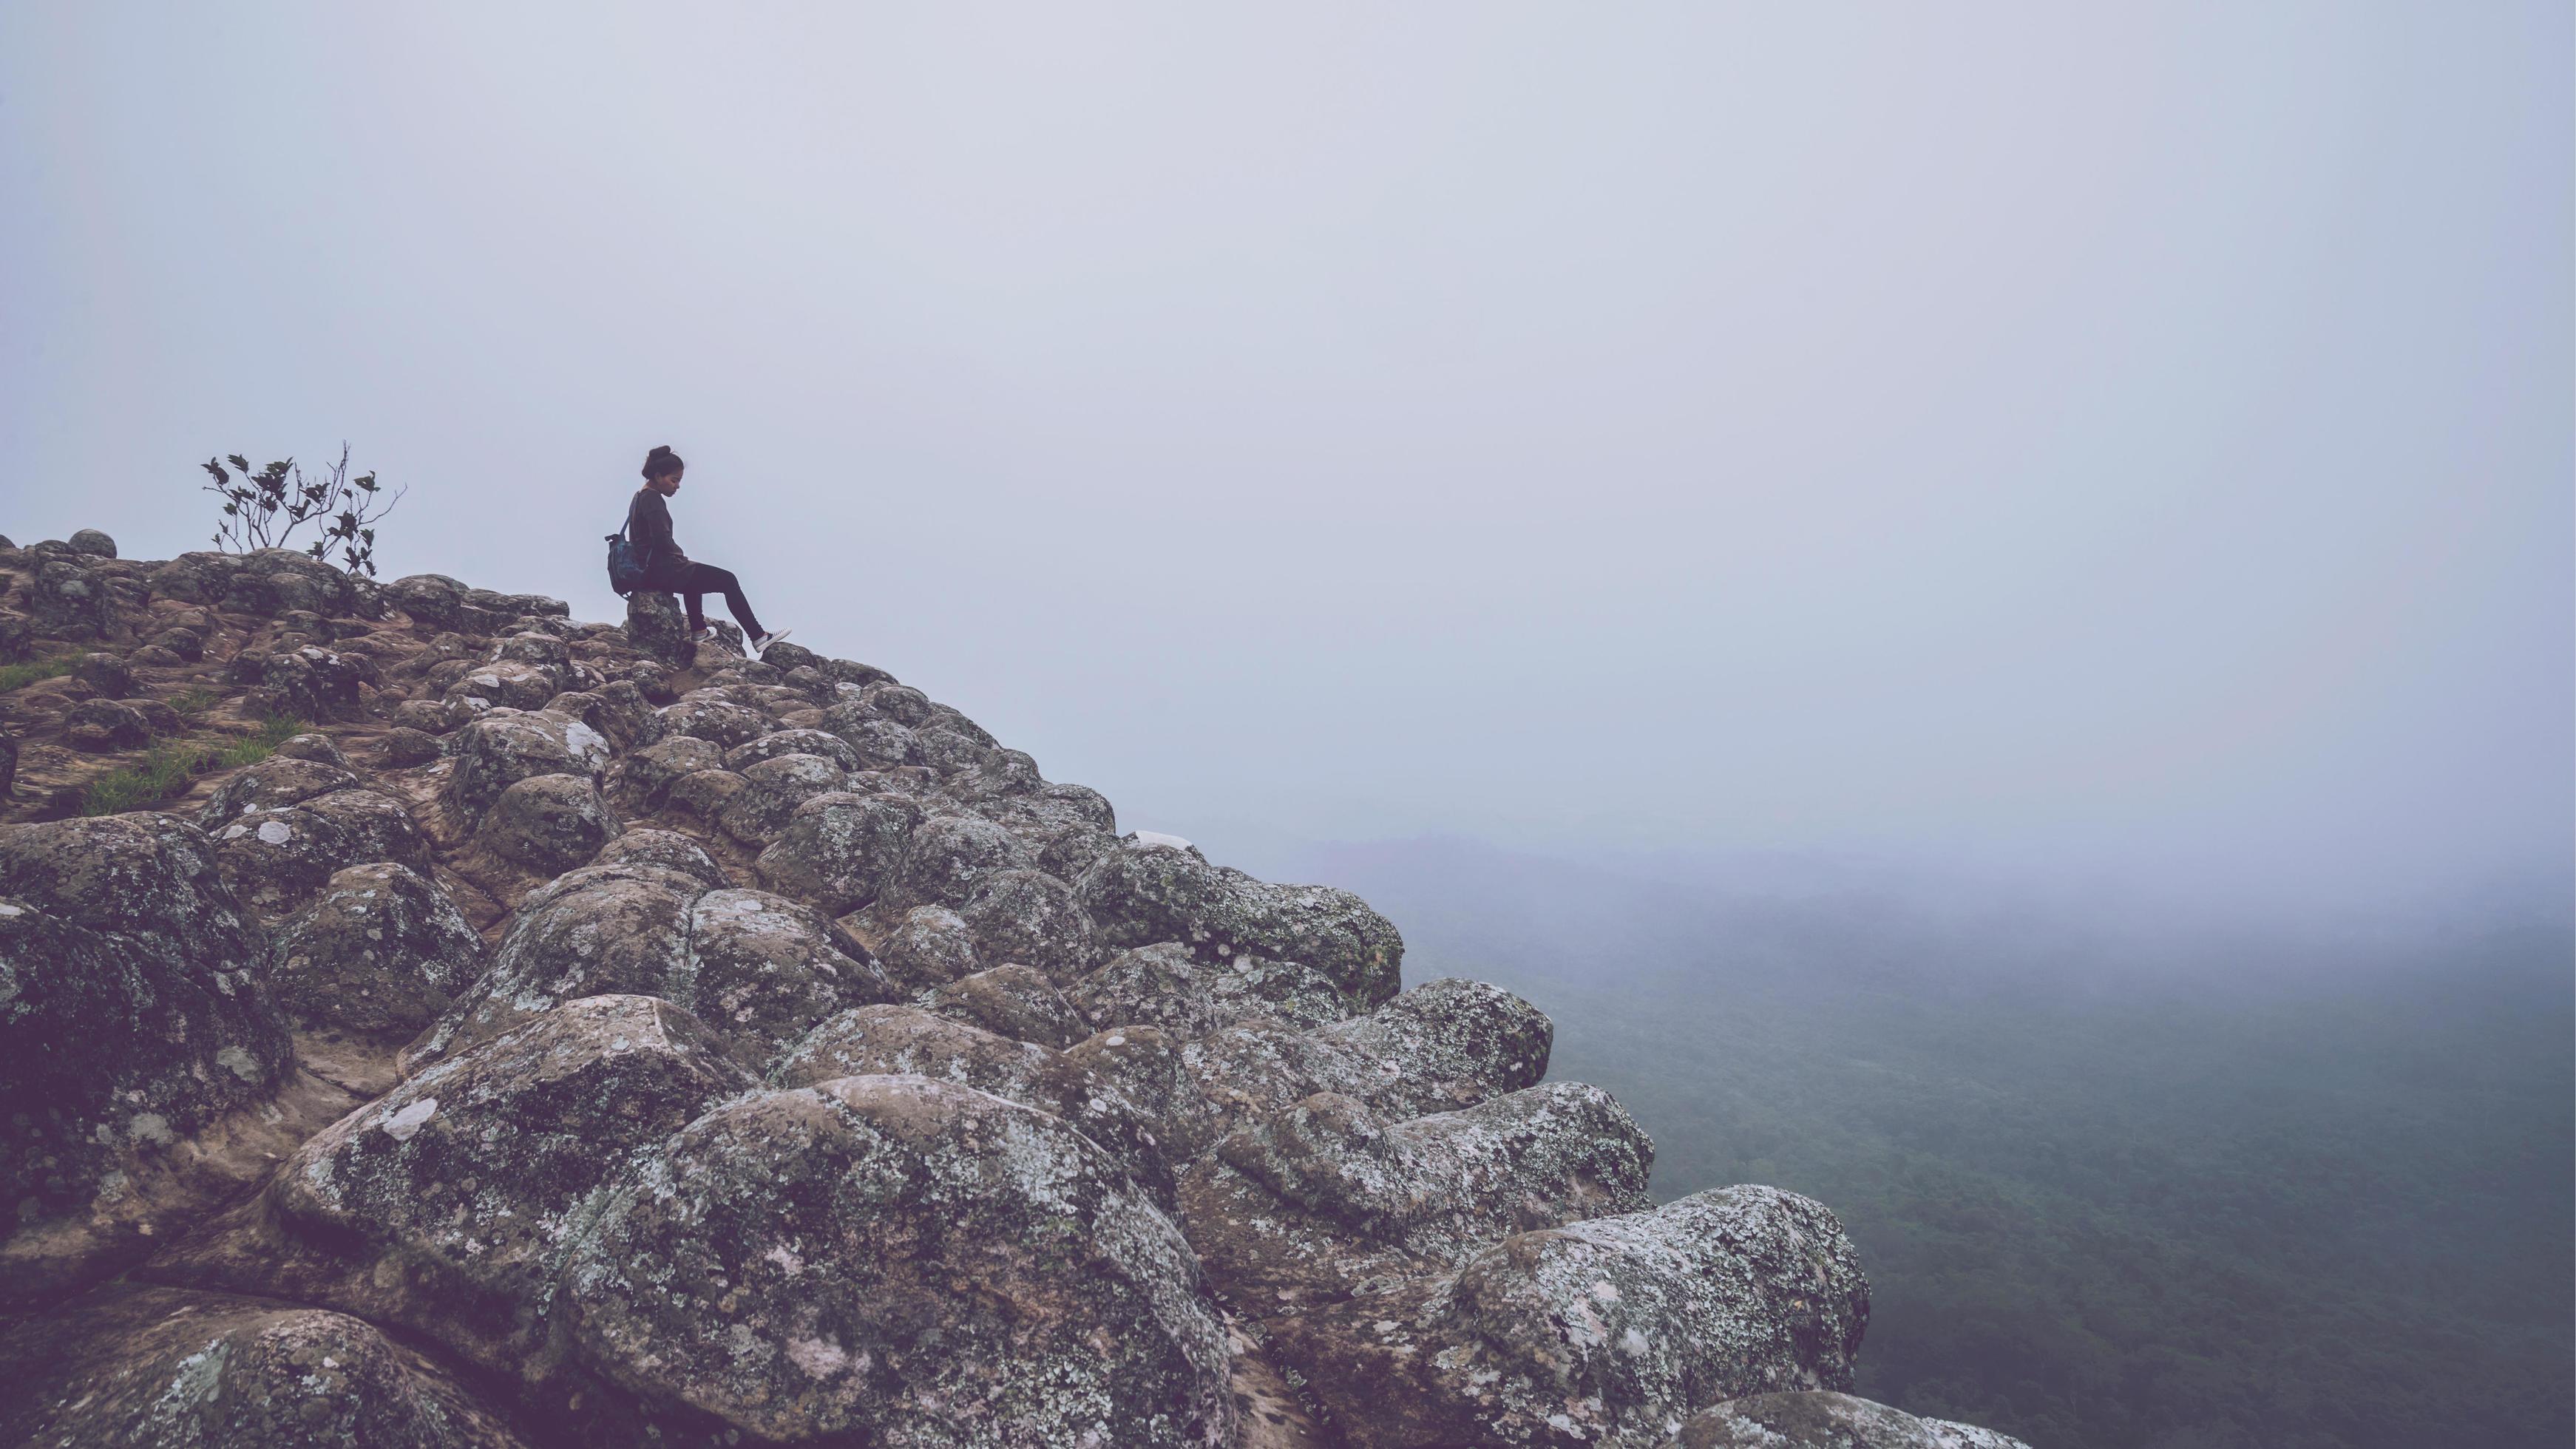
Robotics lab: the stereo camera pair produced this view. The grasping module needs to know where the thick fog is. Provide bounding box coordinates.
[3,4,2567,924]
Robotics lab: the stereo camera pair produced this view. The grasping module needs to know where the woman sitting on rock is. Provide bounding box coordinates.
[626,444,790,656]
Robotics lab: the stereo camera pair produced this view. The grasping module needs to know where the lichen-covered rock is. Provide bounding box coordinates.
[884,811,1039,912]
[1079,837,1404,1011]
[205,784,431,920]
[656,695,770,749]
[0,1283,536,1448]
[0,815,290,1306]
[726,727,864,774]
[865,901,983,991]
[1275,1186,1871,1449]
[381,727,442,767]
[1181,1082,1654,1307]
[820,704,922,770]
[64,698,151,751]
[957,865,1099,984]
[476,772,621,874]
[157,997,754,1420]
[560,1075,1238,1448]
[590,827,728,886]
[1184,977,1553,1135]
[442,659,563,712]
[0,724,16,800]
[243,644,376,722]
[31,557,125,639]
[622,588,696,668]
[914,724,994,774]
[923,963,1090,1048]
[386,573,468,629]
[662,767,748,821]
[716,751,850,845]
[414,871,890,1070]
[442,707,611,821]
[1664,1392,2034,1449]
[609,732,725,811]
[751,790,923,917]
[856,680,935,726]
[271,731,347,766]
[1073,940,1350,1037]
[67,527,117,557]
[72,651,135,696]
[220,549,359,619]
[266,863,485,1041]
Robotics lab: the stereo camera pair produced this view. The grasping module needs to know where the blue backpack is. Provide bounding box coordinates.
[605,522,650,597]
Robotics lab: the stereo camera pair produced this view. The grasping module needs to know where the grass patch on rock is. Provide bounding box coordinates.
[80,716,310,816]
[0,655,79,692]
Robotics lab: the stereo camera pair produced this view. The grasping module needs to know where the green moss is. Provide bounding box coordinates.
[0,654,79,692]
[79,716,310,816]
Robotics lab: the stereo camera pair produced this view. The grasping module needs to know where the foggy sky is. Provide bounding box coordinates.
[2,4,2567,920]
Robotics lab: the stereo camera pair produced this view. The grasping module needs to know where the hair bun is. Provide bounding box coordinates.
[642,444,684,480]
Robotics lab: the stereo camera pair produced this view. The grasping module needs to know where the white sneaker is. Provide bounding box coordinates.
[750,629,792,657]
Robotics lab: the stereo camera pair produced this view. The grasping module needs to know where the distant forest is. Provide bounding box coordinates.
[1278,839,2573,1449]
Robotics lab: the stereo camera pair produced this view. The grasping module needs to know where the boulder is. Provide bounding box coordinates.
[560,1075,1237,1448]
[151,625,206,661]
[63,699,150,752]
[203,779,431,920]
[442,708,611,821]
[589,827,728,886]
[655,696,770,749]
[30,557,124,639]
[957,866,1099,984]
[442,659,562,712]
[158,997,754,1425]
[819,703,922,769]
[1072,940,1351,1037]
[270,731,347,766]
[609,732,725,811]
[0,1283,535,1448]
[818,656,895,689]
[221,550,357,618]
[381,726,442,766]
[477,773,621,874]
[72,651,134,696]
[385,573,468,630]
[622,589,696,668]
[1079,836,1404,1011]
[66,527,116,557]
[752,790,924,917]
[1179,1082,1654,1307]
[716,751,850,844]
[856,680,935,725]
[1184,977,1553,1133]
[0,815,290,1305]
[1274,1186,1871,1449]
[1664,1392,2035,1449]
[865,902,983,991]
[725,727,864,773]
[884,811,1039,912]
[266,862,486,1041]
[415,871,891,1070]
[0,724,16,799]
[923,963,1090,1048]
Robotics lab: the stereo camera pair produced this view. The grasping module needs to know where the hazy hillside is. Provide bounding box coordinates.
[1242,835,2574,1449]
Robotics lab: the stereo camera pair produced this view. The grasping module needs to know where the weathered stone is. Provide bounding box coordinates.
[858,680,935,725]
[1180,1082,1654,1307]
[609,732,723,812]
[267,862,485,1041]
[381,727,442,767]
[63,699,150,752]
[957,866,1099,984]
[589,827,728,887]
[72,651,134,696]
[66,527,117,557]
[621,589,695,668]
[1184,977,1553,1133]
[159,997,754,1422]
[151,625,206,661]
[271,731,347,766]
[684,887,898,1059]
[1072,940,1350,1037]
[1275,1187,1871,1449]
[0,1282,537,1448]
[0,815,289,1306]
[442,659,561,712]
[385,573,468,630]
[206,782,431,920]
[865,902,983,991]
[476,773,620,874]
[1665,1392,2035,1449]
[751,790,923,917]
[662,768,748,822]
[561,1075,1237,1448]
[725,727,864,774]
[656,696,770,749]
[885,811,1039,912]
[818,656,895,689]
[1079,836,1405,1011]
[716,752,850,845]
[442,708,611,821]
[820,704,921,770]
[923,963,1090,1048]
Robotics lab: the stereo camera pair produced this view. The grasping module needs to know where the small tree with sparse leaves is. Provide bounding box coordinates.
[197,443,407,576]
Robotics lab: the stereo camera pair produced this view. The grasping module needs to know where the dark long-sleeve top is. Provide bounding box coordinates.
[626,488,688,577]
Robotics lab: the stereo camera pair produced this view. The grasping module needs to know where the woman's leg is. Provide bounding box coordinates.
[681,563,764,639]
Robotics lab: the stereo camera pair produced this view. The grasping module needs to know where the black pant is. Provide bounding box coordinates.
[665,562,763,639]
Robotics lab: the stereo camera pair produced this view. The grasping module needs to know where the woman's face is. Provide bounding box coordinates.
[651,467,684,497]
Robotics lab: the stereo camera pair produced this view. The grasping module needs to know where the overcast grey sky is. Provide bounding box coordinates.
[2,4,2566,919]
